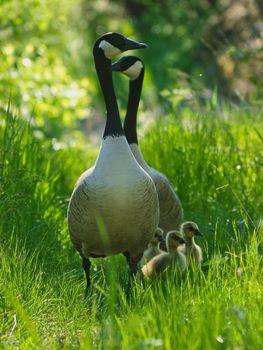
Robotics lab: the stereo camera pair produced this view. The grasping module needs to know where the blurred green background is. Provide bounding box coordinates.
[1,0,263,141]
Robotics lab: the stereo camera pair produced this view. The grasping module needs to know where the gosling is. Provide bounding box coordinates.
[141,230,186,280]
[180,221,203,265]
[141,228,165,264]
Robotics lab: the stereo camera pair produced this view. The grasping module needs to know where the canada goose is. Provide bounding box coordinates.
[67,33,159,289]
[180,221,203,265]
[112,56,184,237]
[141,230,186,280]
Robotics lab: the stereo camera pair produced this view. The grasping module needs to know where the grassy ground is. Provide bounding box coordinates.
[0,105,263,349]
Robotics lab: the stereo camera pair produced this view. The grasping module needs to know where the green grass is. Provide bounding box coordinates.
[0,105,263,349]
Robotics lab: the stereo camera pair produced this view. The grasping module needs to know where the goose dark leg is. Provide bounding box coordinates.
[123,251,142,279]
[123,252,143,294]
[123,251,133,293]
[81,256,91,290]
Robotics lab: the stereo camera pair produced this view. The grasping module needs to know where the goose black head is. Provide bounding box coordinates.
[166,230,186,251]
[112,56,144,80]
[181,221,202,240]
[94,32,147,60]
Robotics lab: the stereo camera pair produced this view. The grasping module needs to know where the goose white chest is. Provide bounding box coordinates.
[68,136,159,258]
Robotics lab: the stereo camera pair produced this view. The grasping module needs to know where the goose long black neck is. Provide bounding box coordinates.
[124,70,144,144]
[93,47,124,138]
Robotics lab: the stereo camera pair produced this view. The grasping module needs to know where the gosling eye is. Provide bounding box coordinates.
[158,235,166,244]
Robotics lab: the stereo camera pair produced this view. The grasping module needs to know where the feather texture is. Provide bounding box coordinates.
[68,136,159,259]
[130,143,183,232]
[141,230,186,280]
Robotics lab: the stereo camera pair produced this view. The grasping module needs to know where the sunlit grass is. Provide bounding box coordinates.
[0,106,263,349]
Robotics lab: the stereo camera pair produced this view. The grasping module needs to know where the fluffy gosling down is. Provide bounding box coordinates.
[180,221,203,265]
[140,228,165,266]
[141,230,186,280]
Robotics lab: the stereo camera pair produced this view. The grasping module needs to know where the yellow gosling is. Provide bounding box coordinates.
[180,221,203,265]
[141,230,186,280]
[139,228,165,266]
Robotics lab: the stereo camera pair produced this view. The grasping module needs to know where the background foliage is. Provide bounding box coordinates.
[1,0,263,140]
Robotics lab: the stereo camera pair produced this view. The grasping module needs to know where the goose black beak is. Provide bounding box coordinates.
[195,229,202,236]
[179,238,187,244]
[124,38,147,51]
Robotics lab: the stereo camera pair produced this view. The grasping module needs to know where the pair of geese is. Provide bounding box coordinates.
[67,32,202,288]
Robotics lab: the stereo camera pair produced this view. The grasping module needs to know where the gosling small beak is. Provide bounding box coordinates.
[159,235,166,244]
[124,38,148,51]
[195,229,202,236]
[111,61,122,72]
[179,238,186,244]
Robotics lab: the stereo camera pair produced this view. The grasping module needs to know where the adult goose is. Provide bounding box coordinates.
[67,33,159,289]
[112,56,184,236]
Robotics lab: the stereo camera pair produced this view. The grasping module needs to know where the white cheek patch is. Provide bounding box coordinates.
[99,40,122,59]
[123,61,143,80]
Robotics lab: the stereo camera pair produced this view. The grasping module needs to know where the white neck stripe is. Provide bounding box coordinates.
[99,40,122,59]
[123,61,143,80]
